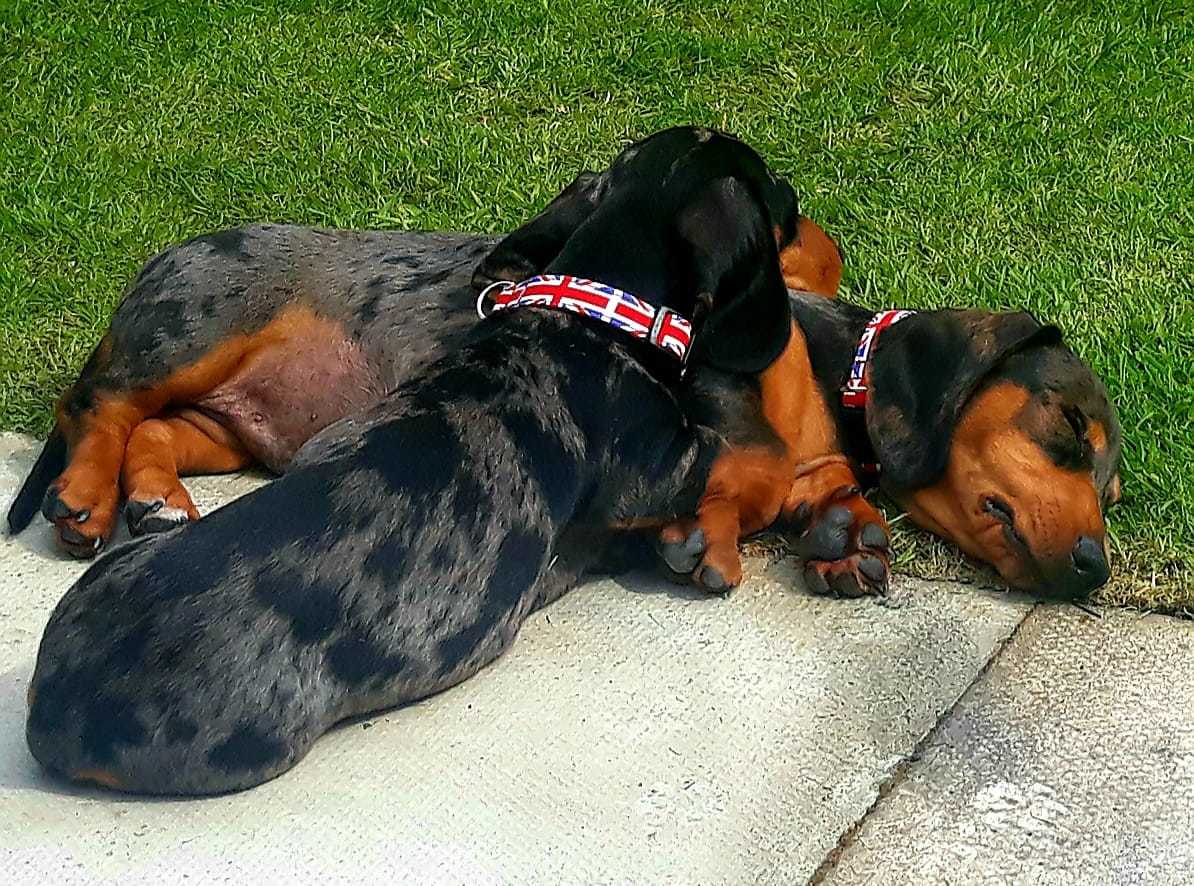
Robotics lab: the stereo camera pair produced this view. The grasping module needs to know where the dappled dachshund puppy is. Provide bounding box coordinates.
[6,169,841,561]
[25,126,804,794]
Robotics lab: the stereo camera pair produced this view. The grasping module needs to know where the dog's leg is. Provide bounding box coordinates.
[779,457,891,597]
[42,306,353,556]
[659,456,891,598]
[657,449,795,595]
[121,410,253,535]
[41,396,150,558]
[658,497,742,594]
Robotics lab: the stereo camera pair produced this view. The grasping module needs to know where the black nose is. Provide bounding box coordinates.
[1069,536,1110,594]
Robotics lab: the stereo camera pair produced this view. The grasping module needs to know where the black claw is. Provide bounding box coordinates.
[831,572,863,598]
[860,523,889,551]
[859,556,887,585]
[58,524,89,546]
[803,565,830,596]
[696,563,728,593]
[124,498,162,530]
[124,499,161,520]
[794,505,853,561]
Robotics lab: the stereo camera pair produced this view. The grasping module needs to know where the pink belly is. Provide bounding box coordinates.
[195,327,384,473]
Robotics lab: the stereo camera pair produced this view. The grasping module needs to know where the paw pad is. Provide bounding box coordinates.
[126,498,192,536]
[658,527,707,575]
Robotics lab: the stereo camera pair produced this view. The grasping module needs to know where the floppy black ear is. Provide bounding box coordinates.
[866,310,1063,491]
[693,261,793,374]
[678,177,794,374]
[761,171,800,250]
[473,170,606,290]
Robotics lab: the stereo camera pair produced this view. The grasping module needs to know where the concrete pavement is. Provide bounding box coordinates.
[820,606,1194,886]
[0,432,1189,884]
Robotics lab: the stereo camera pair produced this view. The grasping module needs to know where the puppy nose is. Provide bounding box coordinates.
[1070,536,1110,593]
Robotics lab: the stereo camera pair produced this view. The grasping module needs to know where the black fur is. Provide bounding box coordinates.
[26,127,799,795]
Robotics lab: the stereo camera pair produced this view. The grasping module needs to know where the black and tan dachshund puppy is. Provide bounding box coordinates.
[666,296,1121,598]
[25,127,803,794]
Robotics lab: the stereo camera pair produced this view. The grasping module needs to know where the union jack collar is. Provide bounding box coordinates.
[477,275,694,364]
[841,309,916,410]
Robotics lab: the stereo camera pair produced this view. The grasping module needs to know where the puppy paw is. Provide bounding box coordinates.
[791,503,891,598]
[42,481,118,558]
[656,521,741,595]
[126,485,200,536]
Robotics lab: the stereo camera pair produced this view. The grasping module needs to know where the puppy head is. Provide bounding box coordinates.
[867,311,1120,598]
[501,126,800,376]
[609,127,841,300]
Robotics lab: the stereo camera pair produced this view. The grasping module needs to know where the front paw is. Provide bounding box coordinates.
[656,521,741,595]
[42,480,119,558]
[791,504,891,598]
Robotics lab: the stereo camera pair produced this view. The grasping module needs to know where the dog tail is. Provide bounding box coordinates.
[6,427,66,534]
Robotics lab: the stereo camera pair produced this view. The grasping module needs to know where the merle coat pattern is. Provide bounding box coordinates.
[26,127,799,795]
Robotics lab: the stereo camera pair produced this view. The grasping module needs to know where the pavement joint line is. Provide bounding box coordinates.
[804,600,1041,885]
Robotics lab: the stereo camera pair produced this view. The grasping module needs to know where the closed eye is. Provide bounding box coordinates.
[984,496,1030,551]
[1062,405,1088,447]
[984,496,1015,527]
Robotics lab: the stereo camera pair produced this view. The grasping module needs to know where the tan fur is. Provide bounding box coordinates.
[901,383,1105,589]
[49,305,351,553]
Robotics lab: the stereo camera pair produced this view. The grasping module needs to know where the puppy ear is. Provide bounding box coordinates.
[678,177,794,374]
[692,267,793,374]
[866,310,1063,491]
[473,171,605,290]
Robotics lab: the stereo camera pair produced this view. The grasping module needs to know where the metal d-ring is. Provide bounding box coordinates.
[476,280,516,319]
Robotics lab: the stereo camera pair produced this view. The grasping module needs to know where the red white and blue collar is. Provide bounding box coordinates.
[477,275,694,364]
[841,309,916,410]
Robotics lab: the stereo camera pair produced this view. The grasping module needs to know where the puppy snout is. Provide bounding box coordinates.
[1069,535,1110,592]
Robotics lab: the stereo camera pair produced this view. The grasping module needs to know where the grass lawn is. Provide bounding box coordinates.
[1,0,1191,608]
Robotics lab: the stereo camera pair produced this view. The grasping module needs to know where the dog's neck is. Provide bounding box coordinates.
[787,292,906,483]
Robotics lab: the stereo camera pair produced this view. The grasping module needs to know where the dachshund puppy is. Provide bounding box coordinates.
[25,127,802,795]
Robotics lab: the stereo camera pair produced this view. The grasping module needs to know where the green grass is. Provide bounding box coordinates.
[1,0,1191,608]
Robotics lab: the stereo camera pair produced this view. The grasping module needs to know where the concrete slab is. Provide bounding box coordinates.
[0,433,1031,884]
[821,606,1194,886]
